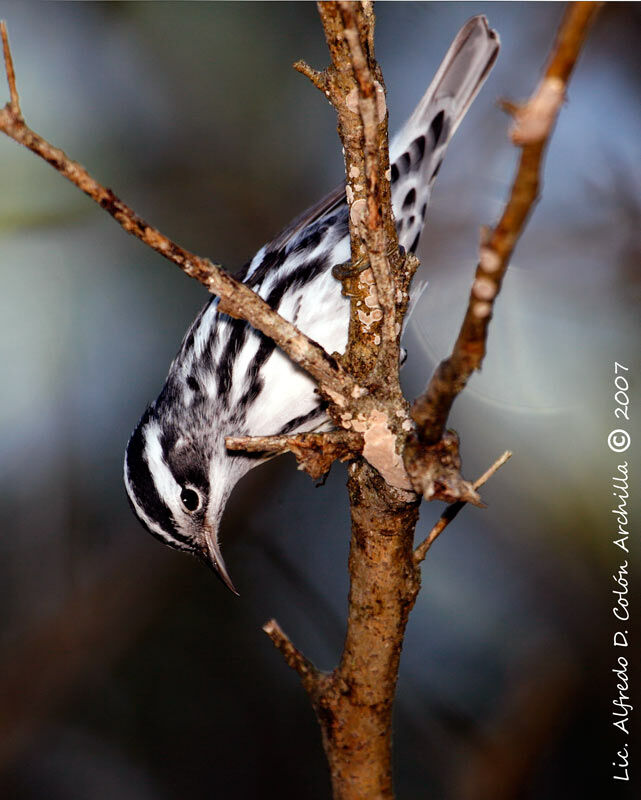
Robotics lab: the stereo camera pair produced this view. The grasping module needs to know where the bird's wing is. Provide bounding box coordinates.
[266,183,346,254]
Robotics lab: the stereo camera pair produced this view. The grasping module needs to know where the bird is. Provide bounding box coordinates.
[124,16,500,594]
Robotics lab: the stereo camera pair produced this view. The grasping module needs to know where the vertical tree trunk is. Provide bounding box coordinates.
[314,464,420,798]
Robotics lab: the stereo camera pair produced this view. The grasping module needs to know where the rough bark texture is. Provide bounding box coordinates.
[226,431,364,481]
[319,463,420,798]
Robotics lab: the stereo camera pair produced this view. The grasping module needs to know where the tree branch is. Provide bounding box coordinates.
[0,21,19,117]
[290,1,421,495]
[414,450,512,564]
[311,2,419,388]
[262,619,323,696]
[0,22,356,403]
[409,2,600,445]
[337,0,396,342]
[225,430,363,480]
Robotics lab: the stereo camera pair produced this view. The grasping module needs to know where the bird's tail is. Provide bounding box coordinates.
[389,15,500,256]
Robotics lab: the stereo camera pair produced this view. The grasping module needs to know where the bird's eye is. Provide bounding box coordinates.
[180,487,201,513]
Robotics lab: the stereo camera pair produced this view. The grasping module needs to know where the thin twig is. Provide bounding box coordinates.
[410,2,600,444]
[0,23,356,402]
[0,21,19,117]
[225,430,362,455]
[414,450,512,563]
[262,619,321,694]
[226,430,363,479]
[293,58,327,93]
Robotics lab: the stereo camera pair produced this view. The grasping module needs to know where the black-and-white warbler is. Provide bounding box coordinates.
[124,16,499,593]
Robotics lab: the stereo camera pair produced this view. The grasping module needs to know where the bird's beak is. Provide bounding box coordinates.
[199,526,239,596]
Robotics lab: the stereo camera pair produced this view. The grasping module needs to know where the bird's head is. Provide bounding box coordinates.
[124,405,241,594]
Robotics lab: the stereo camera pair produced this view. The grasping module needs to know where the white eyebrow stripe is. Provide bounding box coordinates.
[123,451,191,550]
[144,422,177,501]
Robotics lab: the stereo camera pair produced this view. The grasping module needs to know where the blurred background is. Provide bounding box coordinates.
[0,2,639,798]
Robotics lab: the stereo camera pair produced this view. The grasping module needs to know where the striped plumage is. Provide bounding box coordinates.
[124,17,499,593]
